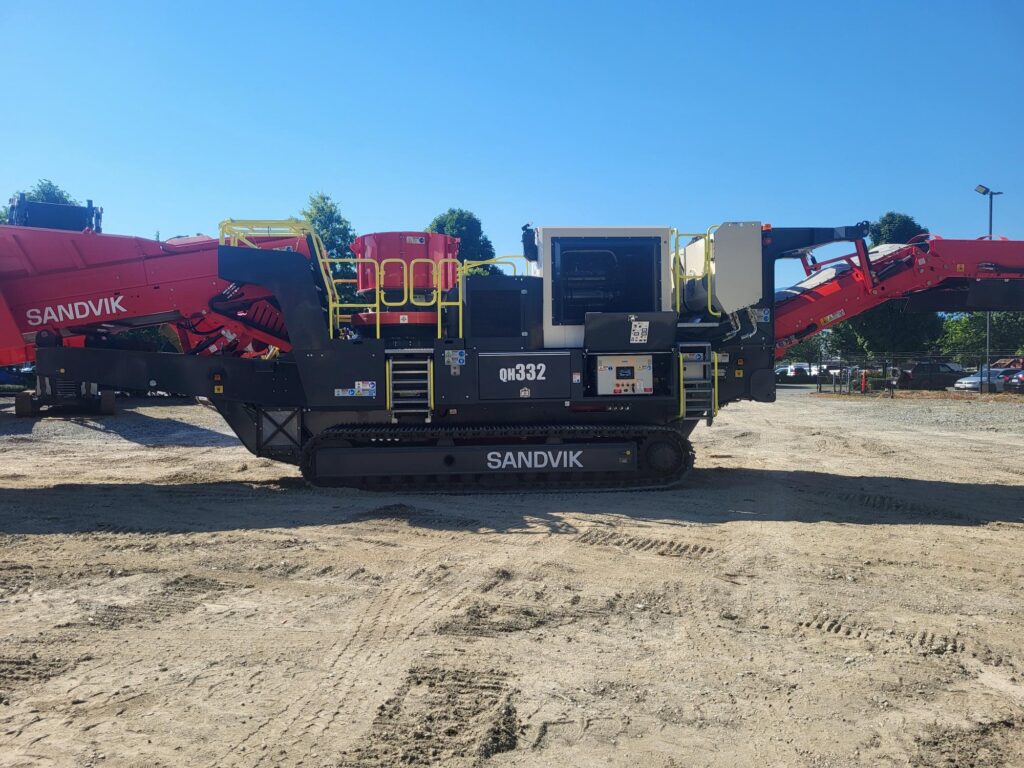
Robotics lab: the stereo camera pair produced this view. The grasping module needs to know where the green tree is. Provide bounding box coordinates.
[868,211,928,247]
[846,302,944,358]
[841,211,941,358]
[782,335,824,363]
[302,191,356,261]
[426,208,500,275]
[3,178,80,221]
[822,323,865,358]
[940,312,1024,363]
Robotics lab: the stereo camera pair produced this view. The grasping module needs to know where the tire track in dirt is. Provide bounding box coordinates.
[223,545,473,767]
[69,575,225,630]
[338,666,518,768]
[574,529,714,558]
[795,610,1001,660]
[0,654,74,704]
[217,588,386,766]
[793,486,963,521]
[280,577,480,765]
[799,612,873,640]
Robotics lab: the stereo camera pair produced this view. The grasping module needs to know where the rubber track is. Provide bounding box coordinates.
[300,423,695,492]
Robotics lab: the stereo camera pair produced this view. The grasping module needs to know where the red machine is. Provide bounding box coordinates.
[0,215,318,413]
[774,234,1024,354]
[349,231,460,331]
[0,226,301,366]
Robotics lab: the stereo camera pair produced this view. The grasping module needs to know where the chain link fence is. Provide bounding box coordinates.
[777,351,1024,396]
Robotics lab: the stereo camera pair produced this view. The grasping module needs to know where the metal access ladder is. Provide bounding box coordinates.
[678,344,717,425]
[386,349,434,422]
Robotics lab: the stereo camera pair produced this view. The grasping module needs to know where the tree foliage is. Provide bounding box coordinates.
[780,336,824,363]
[847,302,944,357]
[940,312,1024,363]
[868,211,928,247]
[302,191,356,261]
[426,208,499,275]
[824,322,864,358]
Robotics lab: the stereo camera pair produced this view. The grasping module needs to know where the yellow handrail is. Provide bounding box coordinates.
[378,258,410,308]
[427,357,435,411]
[459,256,522,276]
[670,226,722,318]
[712,351,720,416]
[671,229,706,313]
[678,351,686,418]
[325,257,382,339]
[385,358,392,411]
[409,259,440,308]
[438,257,463,339]
[705,225,722,317]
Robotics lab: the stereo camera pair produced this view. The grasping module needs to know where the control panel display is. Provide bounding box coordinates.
[596,355,653,395]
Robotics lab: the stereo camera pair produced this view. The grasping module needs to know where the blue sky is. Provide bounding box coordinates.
[2,0,1022,287]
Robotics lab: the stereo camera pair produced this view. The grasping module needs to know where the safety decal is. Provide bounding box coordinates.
[820,309,846,326]
[335,381,377,397]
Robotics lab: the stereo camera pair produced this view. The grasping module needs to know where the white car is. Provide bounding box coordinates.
[954,368,1014,392]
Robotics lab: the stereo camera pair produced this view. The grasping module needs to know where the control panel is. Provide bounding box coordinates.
[596,354,653,395]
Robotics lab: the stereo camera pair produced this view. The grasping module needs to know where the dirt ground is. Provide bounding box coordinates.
[0,389,1022,768]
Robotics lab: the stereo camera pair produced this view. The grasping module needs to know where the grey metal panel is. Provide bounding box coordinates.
[709,222,763,314]
[477,352,571,400]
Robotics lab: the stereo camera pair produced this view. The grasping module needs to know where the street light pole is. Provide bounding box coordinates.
[975,185,1003,392]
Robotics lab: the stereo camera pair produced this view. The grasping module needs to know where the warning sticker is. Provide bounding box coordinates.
[335,381,377,398]
[629,321,650,344]
[405,236,426,245]
[820,309,846,326]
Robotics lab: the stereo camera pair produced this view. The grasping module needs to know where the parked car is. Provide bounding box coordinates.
[1006,370,1024,394]
[893,361,964,390]
[0,367,30,387]
[786,362,811,377]
[782,362,821,381]
[953,368,1016,392]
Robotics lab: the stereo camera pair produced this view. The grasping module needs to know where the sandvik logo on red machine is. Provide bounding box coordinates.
[25,296,128,327]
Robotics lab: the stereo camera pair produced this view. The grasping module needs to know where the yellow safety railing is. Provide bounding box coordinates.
[378,258,411,308]
[678,352,686,418]
[427,357,435,411]
[448,256,523,338]
[408,258,441,308]
[712,351,720,416]
[219,218,339,336]
[437,258,463,339]
[217,223,527,342]
[671,226,722,318]
[705,225,722,317]
[324,257,382,339]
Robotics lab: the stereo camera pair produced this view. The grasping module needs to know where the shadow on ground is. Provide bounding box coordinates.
[0,398,236,447]
[0,468,1019,536]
